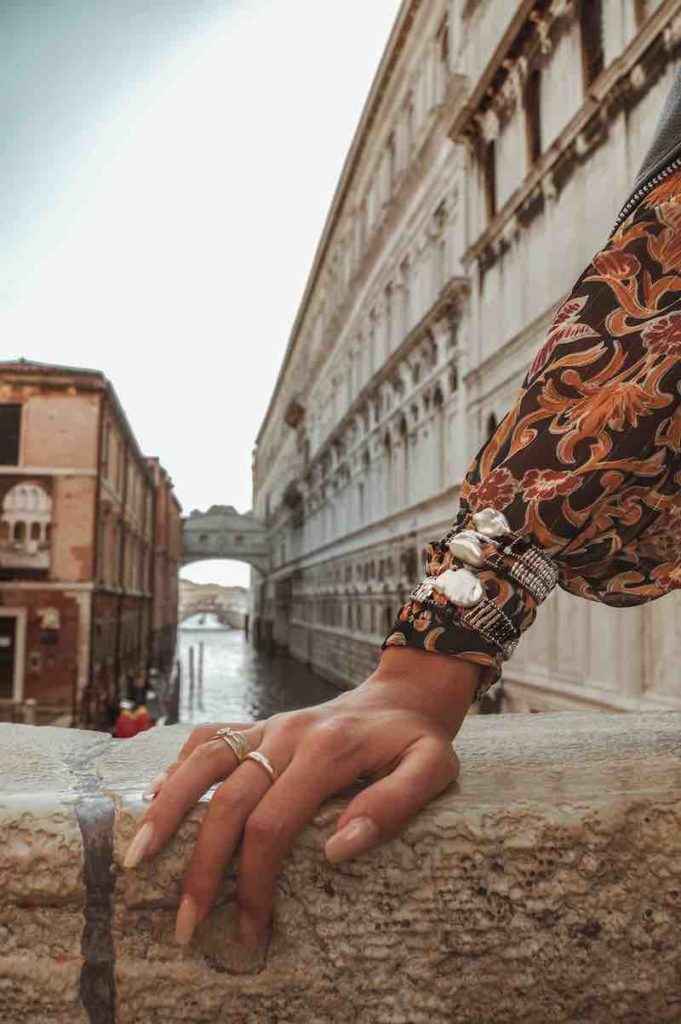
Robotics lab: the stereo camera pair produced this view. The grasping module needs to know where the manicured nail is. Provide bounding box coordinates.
[175,895,197,947]
[142,773,166,801]
[122,821,154,868]
[325,816,380,864]
[239,913,267,953]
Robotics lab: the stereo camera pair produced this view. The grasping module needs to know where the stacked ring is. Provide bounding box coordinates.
[212,727,252,764]
[244,750,278,784]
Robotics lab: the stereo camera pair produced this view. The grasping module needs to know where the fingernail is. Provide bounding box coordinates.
[175,895,197,947]
[122,821,154,869]
[142,773,166,801]
[325,816,380,864]
[239,913,267,953]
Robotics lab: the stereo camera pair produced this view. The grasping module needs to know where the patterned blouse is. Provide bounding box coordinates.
[383,169,681,704]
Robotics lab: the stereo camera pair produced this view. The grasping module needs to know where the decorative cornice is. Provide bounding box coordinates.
[307,275,468,475]
[448,0,545,144]
[465,0,681,274]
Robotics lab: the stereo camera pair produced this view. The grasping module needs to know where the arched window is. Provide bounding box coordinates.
[2,483,53,541]
[30,522,41,541]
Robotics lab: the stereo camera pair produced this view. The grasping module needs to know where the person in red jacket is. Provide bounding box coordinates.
[113,699,139,739]
[114,698,154,738]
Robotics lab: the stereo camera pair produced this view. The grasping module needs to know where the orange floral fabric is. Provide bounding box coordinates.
[383,170,681,704]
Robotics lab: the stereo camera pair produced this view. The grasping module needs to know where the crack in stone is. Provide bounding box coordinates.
[66,740,116,1024]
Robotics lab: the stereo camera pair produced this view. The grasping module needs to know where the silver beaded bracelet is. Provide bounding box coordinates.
[407,506,559,660]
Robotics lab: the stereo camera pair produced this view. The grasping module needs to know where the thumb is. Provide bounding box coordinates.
[324,737,459,864]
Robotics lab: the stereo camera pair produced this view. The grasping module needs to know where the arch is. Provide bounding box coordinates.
[0,481,53,572]
[182,506,270,574]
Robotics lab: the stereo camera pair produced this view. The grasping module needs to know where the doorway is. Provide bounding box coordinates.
[0,610,26,702]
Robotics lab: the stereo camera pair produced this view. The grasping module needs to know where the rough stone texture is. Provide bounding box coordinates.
[0,724,110,1024]
[97,712,681,1024]
[3,714,681,1023]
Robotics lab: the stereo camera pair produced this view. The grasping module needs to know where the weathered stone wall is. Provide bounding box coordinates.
[2,712,681,1023]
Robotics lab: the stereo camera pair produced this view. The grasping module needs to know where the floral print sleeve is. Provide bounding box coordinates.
[383,169,681,705]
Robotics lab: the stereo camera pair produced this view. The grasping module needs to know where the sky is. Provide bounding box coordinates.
[0,0,402,587]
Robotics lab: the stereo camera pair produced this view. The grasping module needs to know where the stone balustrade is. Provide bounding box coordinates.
[2,711,681,1023]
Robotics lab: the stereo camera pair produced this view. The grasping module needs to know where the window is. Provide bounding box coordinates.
[579,0,604,89]
[483,139,497,221]
[404,92,415,159]
[0,405,21,465]
[525,67,542,165]
[437,14,449,68]
[101,420,110,477]
[387,132,396,197]
[487,412,499,439]
[436,14,450,103]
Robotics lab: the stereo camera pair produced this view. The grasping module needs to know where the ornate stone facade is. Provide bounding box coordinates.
[252,0,681,712]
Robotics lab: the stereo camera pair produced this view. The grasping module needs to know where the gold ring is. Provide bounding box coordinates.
[244,750,278,784]
[212,727,251,764]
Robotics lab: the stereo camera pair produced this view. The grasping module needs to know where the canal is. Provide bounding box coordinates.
[176,614,342,724]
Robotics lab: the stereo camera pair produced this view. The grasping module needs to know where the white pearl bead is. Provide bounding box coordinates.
[447,530,486,567]
[433,567,484,607]
[472,507,511,538]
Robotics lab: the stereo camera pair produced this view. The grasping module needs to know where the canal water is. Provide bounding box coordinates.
[177,614,341,725]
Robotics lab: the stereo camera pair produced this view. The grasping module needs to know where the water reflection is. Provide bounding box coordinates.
[177,614,341,724]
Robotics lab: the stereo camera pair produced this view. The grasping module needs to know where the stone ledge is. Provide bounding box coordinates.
[2,712,681,1023]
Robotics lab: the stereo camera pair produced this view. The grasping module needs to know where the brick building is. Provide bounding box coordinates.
[147,457,182,681]
[0,360,181,728]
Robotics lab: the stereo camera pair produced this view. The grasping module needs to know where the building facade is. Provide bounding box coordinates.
[147,457,182,680]
[252,0,681,713]
[0,360,181,728]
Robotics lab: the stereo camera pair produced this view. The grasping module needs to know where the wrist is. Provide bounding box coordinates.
[360,647,481,737]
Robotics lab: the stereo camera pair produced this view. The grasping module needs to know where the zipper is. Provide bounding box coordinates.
[611,154,681,232]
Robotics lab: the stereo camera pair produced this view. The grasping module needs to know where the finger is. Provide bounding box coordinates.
[175,735,296,946]
[324,737,459,864]
[235,749,361,948]
[123,724,263,867]
[142,722,256,800]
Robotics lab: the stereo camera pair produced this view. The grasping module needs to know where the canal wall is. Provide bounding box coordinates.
[2,711,681,1023]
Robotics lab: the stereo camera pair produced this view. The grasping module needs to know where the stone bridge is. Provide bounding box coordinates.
[3,710,681,1022]
[182,505,270,574]
[178,581,247,630]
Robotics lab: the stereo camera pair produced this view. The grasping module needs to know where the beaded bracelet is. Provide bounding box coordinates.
[409,506,559,660]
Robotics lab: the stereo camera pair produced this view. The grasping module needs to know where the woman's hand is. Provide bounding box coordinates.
[121,647,480,952]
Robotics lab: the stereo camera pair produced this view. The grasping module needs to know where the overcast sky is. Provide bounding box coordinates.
[0,0,402,586]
